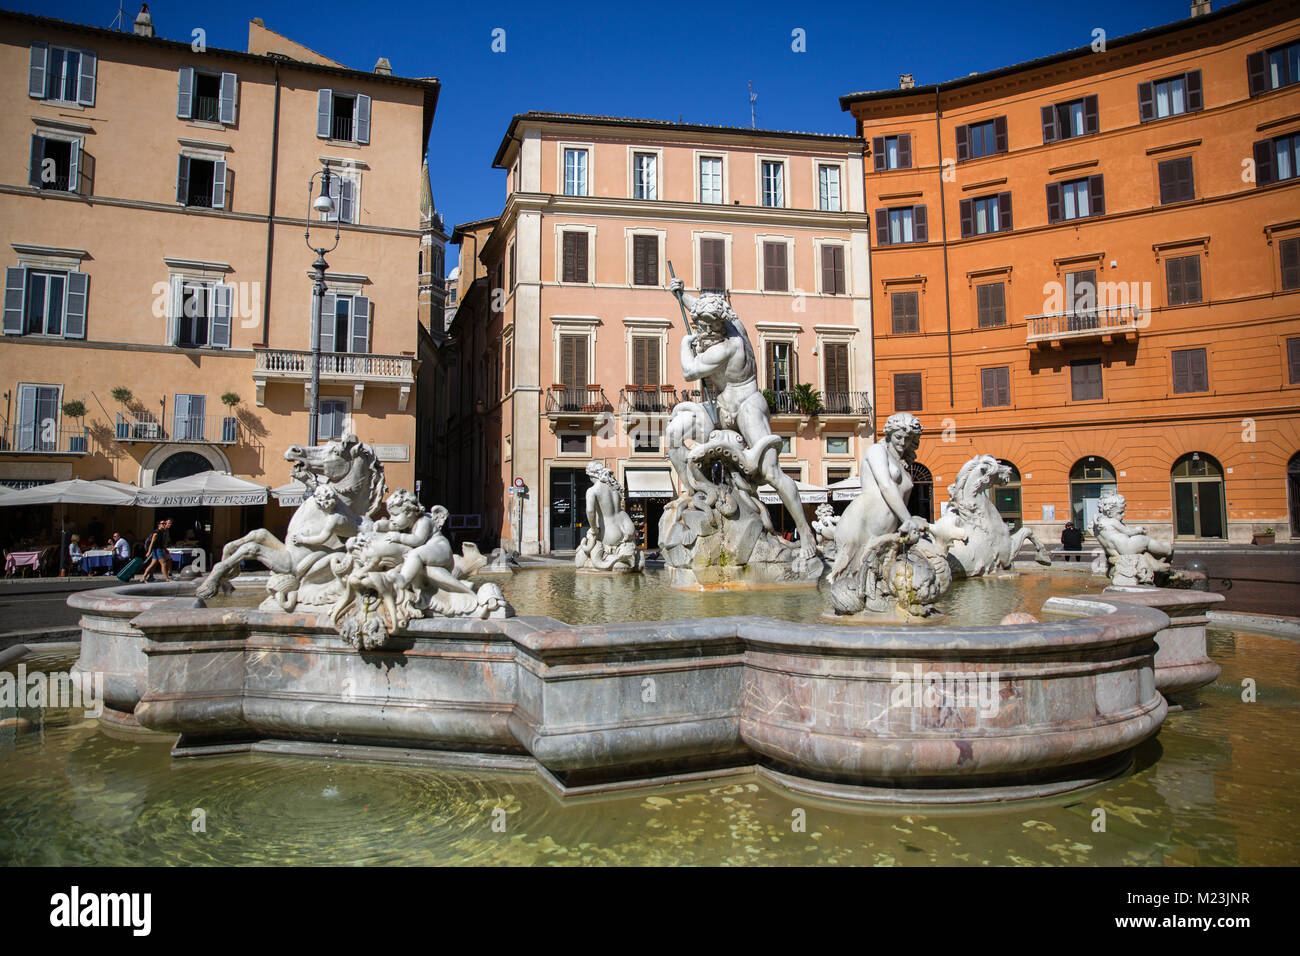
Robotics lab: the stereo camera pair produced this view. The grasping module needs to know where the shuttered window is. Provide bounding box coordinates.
[766,341,793,392]
[1288,337,1300,385]
[893,373,922,412]
[559,334,588,389]
[700,238,726,290]
[1047,176,1104,223]
[1281,237,1300,291]
[1253,133,1300,186]
[955,117,1007,161]
[176,155,226,209]
[1166,255,1203,305]
[631,335,660,386]
[976,282,1006,328]
[29,43,96,106]
[1158,157,1195,204]
[980,367,1011,407]
[3,267,87,339]
[1070,359,1103,401]
[959,192,1012,237]
[15,384,60,452]
[178,69,237,124]
[821,244,846,295]
[871,134,912,171]
[876,206,927,245]
[562,231,588,283]
[1171,348,1209,394]
[823,343,849,396]
[502,335,513,395]
[763,241,788,292]
[632,235,658,286]
[28,135,81,193]
[1041,94,1098,143]
[1247,41,1300,96]
[316,89,370,143]
[1138,70,1202,121]
[891,291,919,334]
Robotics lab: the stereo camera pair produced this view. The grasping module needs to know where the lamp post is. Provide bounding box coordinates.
[305,163,341,446]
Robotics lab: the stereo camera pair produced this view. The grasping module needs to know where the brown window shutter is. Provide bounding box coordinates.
[1281,237,1300,290]
[991,282,1006,325]
[1288,338,1300,384]
[560,334,575,386]
[912,205,928,243]
[1040,104,1058,144]
[1247,50,1267,96]
[1083,94,1099,134]
[1087,175,1105,216]
[959,198,974,238]
[1192,349,1208,392]
[872,137,885,171]
[647,236,658,286]
[1185,70,1203,111]
[562,232,577,282]
[703,238,725,289]
[998,191,1013,231]
[821,245,833,293]
[1185,256,1202,302]
[633,336,647,384]
[981,368,995,406]
[825,343,849,395]
[955,124,970,162]
[1166,257,1182,304]
[976,284,990,325]
[765,341,778,390]
[875,209,889,245]
[764,241,788,291]
[1046,183,1062,223]
[898,134,912,169]
[1138,81,1154,122]
[575,235,588,283]
[998,367,1010,405]
[994,116,1008,153]
[1253,139,1276,186]
[1172,349,1189,392]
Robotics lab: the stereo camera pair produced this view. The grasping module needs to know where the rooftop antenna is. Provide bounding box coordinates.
[109,0,127,30]
[748,81,757,129]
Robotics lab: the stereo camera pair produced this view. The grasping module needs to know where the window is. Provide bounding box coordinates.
[1139,71,1202,122]
[177,281,209,347]
[633,152,657,200]
[1281,237,1300,291]
[1158,157,1195,204]
[779,436,793,455]
[29,43,95,106]
[818,164,842,210]
[177,69,237,124]
[1172,348,1208,393]
[321,172,357,224]
[559,334,588,389]
[176,155,227,209]
[3,267,87,339]
[563,148,588,196]
[316,90,370,144]
[318,399,348,441]
[502,334,513,395]
[1070,358,1102,401]
[761,161,785,207]
[559,434,588,454]
[1065,270,1097,321]
[955,118,1007,161]
[508,242,516,289]
[891,291,919,334]
[632,235,659,286]
[27,135,80,193]
[980,367,1011,407]
[959,192,1012,237]
[1041,95,1098,143]
[820,245,846,295]
[766,341,793,392]
[762,241,788,292]
[894,372,922,411]
[977,282,1006,328]
[561,231,588,283]
[631,334,660,392]
[1288,337,1300,384]
[826,436,850,455]
[1252,132,1300,186]
[699,156,723,203]
[14,384,60,452]
[823,343,849,407]
[871,134,912,171]
[700,237,726,290]
[316,292,370,353]
[173,394,207,441]
[1166,255,1202,305]
[1248,41,1300,96]
[1047,176,1104,223]
[876,205,928,245]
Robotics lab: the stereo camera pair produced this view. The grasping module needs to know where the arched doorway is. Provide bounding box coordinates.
[907,462,933,521]
[1069,456,1117,530]
[994,460,1024,532]
[1171,452,1226,539]
[154,451,212,483]
[1290,453,1300,537]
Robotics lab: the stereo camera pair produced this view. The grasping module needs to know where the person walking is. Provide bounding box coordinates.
[139,521,172,582]
[1060,521,1084,562]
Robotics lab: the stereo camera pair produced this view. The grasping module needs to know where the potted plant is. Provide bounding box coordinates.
[61,399,87,453]
[791,383,825,416]
[762,388,779,413]
[220,392,241,443]
[1252,527,1276,546]
[110,387,133,440]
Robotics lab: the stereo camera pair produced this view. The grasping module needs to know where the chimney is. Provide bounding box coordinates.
[1190,1,1210,15]
[133,3,154,37]
[899,73,915,90]
[373,57,392,75]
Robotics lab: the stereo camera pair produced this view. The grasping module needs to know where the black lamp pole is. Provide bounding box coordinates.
[305,164,341,446]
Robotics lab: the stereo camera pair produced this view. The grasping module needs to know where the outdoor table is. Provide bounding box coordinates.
[168,547,207,574]
[80,549,114,574]
[4,550,42,575]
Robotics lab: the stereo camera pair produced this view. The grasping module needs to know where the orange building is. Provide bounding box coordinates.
[842,0,1300,543]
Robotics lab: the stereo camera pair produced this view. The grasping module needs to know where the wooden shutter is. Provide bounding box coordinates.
[1253,139,1276,186]
[316,89,332,138]
[996,367,1010,405]
[1046,182,1062,223]
[29,42,47,98]
[821,245,845,295]
[351,295,370,353]
[1040,104,1059,143]
[339,177,355,223]
[872,137,885,171]
[1137,81,1154,122]
[211,284,232,348]
[355,94,371,144]
[563,232,587,283]
[1288,338,1300,384]
[166,275,182,345]
[1087,175,1105,216]
[63,271,87,339]
[219,72,237,124]
[633,235,658,286]
[177,67,194,118]
[4,268,26,335]
[897,134,912,168]
[175,154,190,204]
[68,139,80,195]
[560,334,587,389]
[912,205,928,243]
[633,335,659,386]
[28,135,42,188]
[1172,349,1190,393]
[959,198,974,238]
[77,50,95,106]
[764,242,788,291]
[894,373,921,411]
[1083,94,1099,134]
[981,368,996,407]
[318,292,336,352]
[955,124,970,162]
[875,209,889,246]
[211,159,227,209]
[977,282,1006,327]
[1190,350,1208,392]
[1167,257,1185,305]
[1246,51,1267,96]
[1183,256,1202,303]
[563,232,577,281]
[1159,157,1194,204]
[994,116,1008,152]
[1185,70,1203,111]
[701,238,724,289]
[765,341,780,390]
[174,393,190,437]
[1281,237,1300,290]
[997,191,1013,231]
[824,343,849,395]
[892,292,918,334]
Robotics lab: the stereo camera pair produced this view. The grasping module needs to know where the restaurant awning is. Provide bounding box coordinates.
[625,469,676,499]
[0,478,137,507]
[827,475,862,501]
[136,471,268,507]
[757,480,828,505]
[271,480,311,507]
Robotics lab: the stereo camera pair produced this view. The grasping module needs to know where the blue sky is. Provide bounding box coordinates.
[22,0,1191,269]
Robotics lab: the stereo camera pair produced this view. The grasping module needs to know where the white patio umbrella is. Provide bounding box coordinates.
[0,478,138,573]
[271,480,311,508]
[756,480,829,505]
[827,475,862,501]
[135,471,268,508]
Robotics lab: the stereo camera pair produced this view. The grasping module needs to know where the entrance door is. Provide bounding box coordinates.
[907,463,933,522]
[549,467,592,551]
[1290,454,1300,537]
[1171,453,1226,539]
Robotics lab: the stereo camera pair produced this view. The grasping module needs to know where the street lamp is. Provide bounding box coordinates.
[305,163,342,446]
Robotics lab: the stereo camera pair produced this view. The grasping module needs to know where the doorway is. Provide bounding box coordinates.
[1171,452,1226,539]
[1290,453,1300,537]
[907,463,933,522]
[549,467,592,551]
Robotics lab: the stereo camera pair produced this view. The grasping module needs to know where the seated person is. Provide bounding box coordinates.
[111,532,132,573]
[68,534,83,573]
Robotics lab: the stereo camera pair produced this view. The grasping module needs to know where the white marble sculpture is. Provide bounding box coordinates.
[1089,492,1174,586]
[575,462,644,573]
[812,503,840,561]
[658,280,823,587]
[942,454,1052,576]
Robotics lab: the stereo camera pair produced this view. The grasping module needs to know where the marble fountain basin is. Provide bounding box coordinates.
[64,576,1221,805]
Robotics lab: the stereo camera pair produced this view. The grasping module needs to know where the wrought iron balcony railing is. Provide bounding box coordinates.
[1025,304,1143,344]
[114,413,240,445]
[619,384,679,416]
[0,423,89,455]
[821,391,873,416]
[545,385,612,415]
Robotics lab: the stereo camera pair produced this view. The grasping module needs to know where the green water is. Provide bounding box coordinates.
[3,626,1299,866]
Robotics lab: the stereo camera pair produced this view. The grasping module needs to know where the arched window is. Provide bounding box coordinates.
[1069,456,1117,530]
[155,451,212,483]
[994,459,1024,531]
[907,462,933,521]
[1171,452,1226,539]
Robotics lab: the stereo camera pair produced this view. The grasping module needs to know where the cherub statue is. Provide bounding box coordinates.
[812,503,840,560]
[1089,492,1173,586]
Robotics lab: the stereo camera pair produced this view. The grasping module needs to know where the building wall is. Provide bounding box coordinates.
[846,0,1300,542]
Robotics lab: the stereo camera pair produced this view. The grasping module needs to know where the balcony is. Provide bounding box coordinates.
[0,424,89,456]
[619,384,679,417]
[1025,304,1142,349]
[545,384,613,420]
[114,414,239,445]
[253,348,415,411]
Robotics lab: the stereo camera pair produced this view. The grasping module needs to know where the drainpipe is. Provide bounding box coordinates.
[934,86,954,406]
[260,62,282,346]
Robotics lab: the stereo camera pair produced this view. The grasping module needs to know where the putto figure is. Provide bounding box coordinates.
[1089,492,1174,586]
[575,462,644,573]
[658,278,823,587]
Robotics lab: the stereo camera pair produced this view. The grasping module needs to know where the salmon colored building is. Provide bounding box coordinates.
[842,0,1300,543]
[0,10,436,551]
[436,113,872,554]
